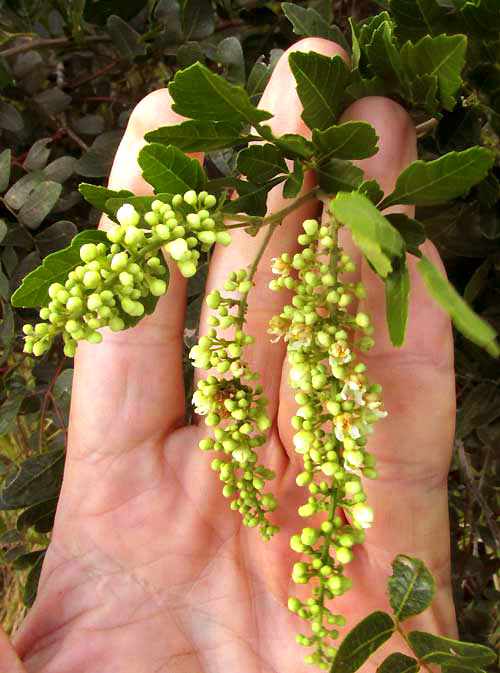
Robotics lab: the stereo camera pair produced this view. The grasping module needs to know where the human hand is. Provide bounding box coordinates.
[4,38,457,673]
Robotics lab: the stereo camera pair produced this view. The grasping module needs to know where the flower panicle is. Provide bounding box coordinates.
[268,216,386,670]
[191,267,279,541]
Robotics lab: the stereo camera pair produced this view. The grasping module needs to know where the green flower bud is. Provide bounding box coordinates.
[144,211,159,227]
[87,331,103,344]
[204,194,217,208]
[83,271,101,289]
[87,294,102,311]
[80,243,97,263]
[156,224,170,240]
[302,219,318,236]
[107,225,123,243]
[119,271,134,287]
[298,503,315,518]
[355,312,370,328]
[300,527,320,546]
[288,597,301,613]
[111,252,128,272]
[124,226,145,246]
[216,231,232,246]
[179,260,197,277]
[117,204,140,227]
[198,230,216,245]
[327,575,342,592]
[23,324,34,335]
[67,296,83,313]
[33,340,48,357]
[109,316,125,332]
[336,547,353,564]
[48,282,65,300]
[339,534,354,547]
[149,278,167,296]
[184,189,198,206]
[293,430,314,454]
[167,238,188,261]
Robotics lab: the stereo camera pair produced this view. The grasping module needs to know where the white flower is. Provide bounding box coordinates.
[351,503,374,529]
[334,413,361,442]
[340,379,366,407]
[329,341,352,366]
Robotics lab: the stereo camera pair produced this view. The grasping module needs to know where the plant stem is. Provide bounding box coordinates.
[394,621,435,673]
[236,221,279,325]
[222,188,318,228]
[0,35,111,59]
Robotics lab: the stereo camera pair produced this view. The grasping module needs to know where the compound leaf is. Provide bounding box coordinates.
[0,451,65,510]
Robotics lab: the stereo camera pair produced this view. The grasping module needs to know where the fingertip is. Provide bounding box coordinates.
[341,96,417,201]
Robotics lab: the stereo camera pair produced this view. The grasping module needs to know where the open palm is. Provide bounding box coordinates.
[9,38,457,673]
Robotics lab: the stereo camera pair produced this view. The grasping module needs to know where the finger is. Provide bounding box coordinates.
[342,99,455,583]
[70,89,202,463]
[0,627,27,673]
[198,38,350,440]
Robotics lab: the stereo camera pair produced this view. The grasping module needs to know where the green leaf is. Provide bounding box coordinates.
[270,132,315,159]
[246,49,283,105]
[389,0,450,41]
[4,173,44,211]
[358,180,384,205]
[408,631,497,668]
[385,262,410,348]
[16,498,58,534]
[377,652,419,673]
[43,156,77,183]
[222,177,284,216]
[106,14,146,61]
[23,549,46,607]
[0,149,11,193]
[236,144,288,184]
[216,36,245,85]
[464,258,492,303]
[401,34,467,111]
[0,450,65,510]
[169,62,272,126]
[331,611,395,673]
[283,160,304,199]
[11,230,109,308]
[282,3,350,49]
[0,101,23,132]
[179,0,215,40]
[18,181,62,230]
[460,0,500,36]
[365,21,402,82]
[385,213,426,256]
[417,254,500,357]
[23,138,52,171]
[330,192,404,278]
[79,183,134,217]
[138,143,205,194]
[406,73,439,115]
[312,121,379,160]
[317,159,364,194]
[288,51,350,131]
[380,148,494,209]
[0,396,24,435]
[35,221,78,257]
[388,555,435,621]
[75,130,123,178]
[145,120,249,152]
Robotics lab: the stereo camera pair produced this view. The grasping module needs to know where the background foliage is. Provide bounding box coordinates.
[0,0,498,662]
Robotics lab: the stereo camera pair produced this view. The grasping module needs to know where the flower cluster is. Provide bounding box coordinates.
[269,217,385,669]
[23,190,228,358]
[190,270,279,540]
[144,190,231,279]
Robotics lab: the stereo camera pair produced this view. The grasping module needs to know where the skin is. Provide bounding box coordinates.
[2,37,457,673]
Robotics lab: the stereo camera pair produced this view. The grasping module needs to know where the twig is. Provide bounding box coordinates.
[66,60,120,89]
[62,126,89,151]
[38,359,65,453]
[0,35,111,59]
[456,439,500,550]
[416,117,439,138]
